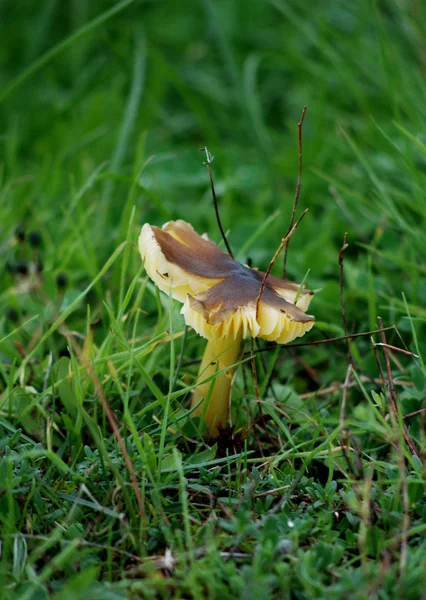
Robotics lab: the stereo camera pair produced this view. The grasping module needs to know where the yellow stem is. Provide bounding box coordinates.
[191,333,242,438]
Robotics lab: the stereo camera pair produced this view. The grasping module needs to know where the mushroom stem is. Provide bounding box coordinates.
[191,333,242,438]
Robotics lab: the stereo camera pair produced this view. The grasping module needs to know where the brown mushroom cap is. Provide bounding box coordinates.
[139,220,315,343]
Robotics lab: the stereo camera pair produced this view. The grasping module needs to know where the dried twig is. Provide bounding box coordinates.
[246,326,396,356]
[200,147,234,259]
[86,360,146,521]
[403,407,426,419]
[61,328,146,522]
[377,317,420,458]
[184,327,397,368]
[376,318,413,578]
[283,106,307,277]
[256,209,308,316]
[373,343,419,358]
[254,485,290,498]
[338,233,355,368]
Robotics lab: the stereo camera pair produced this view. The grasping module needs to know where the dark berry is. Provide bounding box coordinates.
[15,227,26,243]
[28,230,42,248]
[15,262,29,275]
[56,273,68,289]
[6,308,19,322]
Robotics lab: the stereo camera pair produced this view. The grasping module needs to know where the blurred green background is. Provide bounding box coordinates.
[1,1,426,598]
[2,0,426,354]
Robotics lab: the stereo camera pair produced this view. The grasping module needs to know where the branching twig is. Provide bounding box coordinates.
[200,147,234,259]
[283,106,307,278]
[256,209,308,317]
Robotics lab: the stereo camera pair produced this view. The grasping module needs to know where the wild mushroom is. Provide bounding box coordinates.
[139,220,314,438]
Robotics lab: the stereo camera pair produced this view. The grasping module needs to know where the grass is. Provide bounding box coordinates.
[0,0,425,598]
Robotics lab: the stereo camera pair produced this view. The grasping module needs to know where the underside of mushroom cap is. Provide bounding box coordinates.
[139,220,315,343]
[181,273,314,343]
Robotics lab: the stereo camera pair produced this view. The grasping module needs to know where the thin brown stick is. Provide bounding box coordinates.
[403,407,426,419]
[338,233,355,368]
[183,327,396,368]
[373,343,419,358]
[283,106,307,278]
[377,317,420,458]
[256,209,308,317]
[247,326,396,355]
[88,364,147,521]
[375,322,411,579]
[200,147,234,259]
[62,329,146,522]
[254,485,290,498]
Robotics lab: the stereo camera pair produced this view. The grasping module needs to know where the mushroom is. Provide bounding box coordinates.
[139,220,314,438]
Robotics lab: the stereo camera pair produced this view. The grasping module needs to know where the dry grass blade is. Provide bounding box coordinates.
[244,326,396,357]
[373,343,419,358]
[62,328,146,522]
[377,317,420,459]
[283,106,307,277]
[339,232,355,368]
[375,319,413,580]
[256,209,308,317]
[200,146,234,259]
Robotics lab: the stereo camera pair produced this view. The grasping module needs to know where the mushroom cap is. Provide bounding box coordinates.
[139,220,315,343]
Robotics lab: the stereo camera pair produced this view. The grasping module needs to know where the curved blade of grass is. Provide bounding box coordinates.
[0,315,40,347]
[14,242,126,381]
[0,0,137,104]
